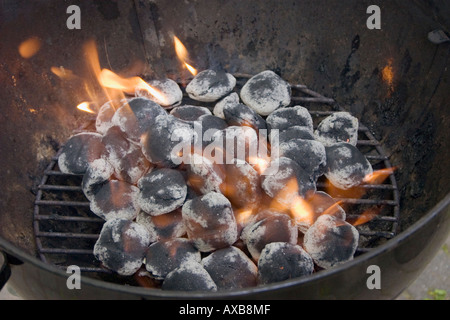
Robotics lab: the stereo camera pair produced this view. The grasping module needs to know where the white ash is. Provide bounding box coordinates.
[314,111,359,147]
[212,126,259,164]
[223,102,267,131]
[213,92,239,119]
[295,191,346,234]
[89,180,140,221]
[101,126,134,167]
[161,260,217,291]
[240,70,291,116]
[93,218,151,276]
[95,101,116,135]
[112,146,151,185]
[136,209,186,241]
[137,168,187,216]
[240,213,298,261]
[276,138,327,180]
[145,238,201,280]
[58,132,105,175]
[111,97,167,142]
[81,158,114,201]
[324,143,373,189]
[266,105,313,133]
[170,105,212,121]
[186,69,236,102]
[202,246,258,290]
[257,242,314,285]
[135,78,183,107]
[303,214,359,269]
[182,192,238,252]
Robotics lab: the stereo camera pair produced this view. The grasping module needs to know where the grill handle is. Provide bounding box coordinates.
[0,251,11,291]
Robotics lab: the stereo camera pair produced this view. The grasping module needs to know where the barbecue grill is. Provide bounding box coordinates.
[0,0,449,299]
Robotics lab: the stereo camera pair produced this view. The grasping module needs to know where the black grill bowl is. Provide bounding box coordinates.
[0,0,449,299]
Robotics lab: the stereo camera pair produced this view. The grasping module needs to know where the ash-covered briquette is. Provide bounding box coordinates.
[135,78,183,107]
[324,142,373,189]
[222,103,267,131]
[240,70,291,116]
[211,126,260,164]
[112,97,167,142]
[136,209,186,241]
[314,112,359,147]
[241,213,298,261]
[186,69,236,102]
[58,132,106,175]
[257,242,314,285]
[141,114,195,168]
[186,153,225,195]
[271,125,315,145]
[182,192,238,252]
[89,180,140,221]
[213,92,239,119]
[197,114,228,148]
[266,105,313,133]
[102,126,133,164]
[137,168,187,216]
[304,214,359,269]
[93,218,151,276]
[95,100,122,135]
[161,261,217,291]
[277,138,326,180]
[222,159,261,209]
[112,146,151,185]
[261,157,316,206]
[81,158,114,201]
[295,191,346,233]
[202,246,258,290]
[145,238,201,280]
[170,105,212,122]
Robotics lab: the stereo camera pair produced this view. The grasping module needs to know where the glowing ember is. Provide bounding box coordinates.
[18,37,42,58]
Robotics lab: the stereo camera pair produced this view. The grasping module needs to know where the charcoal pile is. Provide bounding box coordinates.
[59,70,372,291]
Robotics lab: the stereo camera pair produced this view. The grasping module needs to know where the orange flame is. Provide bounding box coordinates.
[174,36,198,76]
[50,66,76,80]
[290,196,314,226]
[18,37,42,59]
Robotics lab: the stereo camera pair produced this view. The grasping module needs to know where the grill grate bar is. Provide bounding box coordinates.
[33,76,400,283]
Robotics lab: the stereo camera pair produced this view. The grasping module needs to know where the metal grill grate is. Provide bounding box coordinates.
[33,75,400,279]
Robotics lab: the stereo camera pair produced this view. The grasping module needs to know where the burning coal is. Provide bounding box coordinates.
[54,38,396,291]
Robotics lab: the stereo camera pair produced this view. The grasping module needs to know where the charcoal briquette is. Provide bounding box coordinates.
[240,70,291,116]
[112,145,152,185]
[81,158,114,201]
[170,105,212,121]
[186,69,236,102]
[95,100,126,135]
[89,180,140,221]
[58,132,106,175]
[112,97,167,142]
[241,212,298,261]
[135,78,183,107]
[266,105,313,133]
[277,138,326,179]
[202,246,258,290]
[223,103,267,131]
[102,125,134,164]
[211,126,260,164]
[257,242,314,285]
[161,261,217,291]
[145,238,201,280]
[197,114,228,148]
[271,125,315,145]
[136,209,186,241]
[303,214,359,269]
[186,153,225,194]
[324,143,373,189]
[213,92,239,119]
[314,112,359,147]
[137,168,187,216]
[93,218,151,276]
[182,192,238,252]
